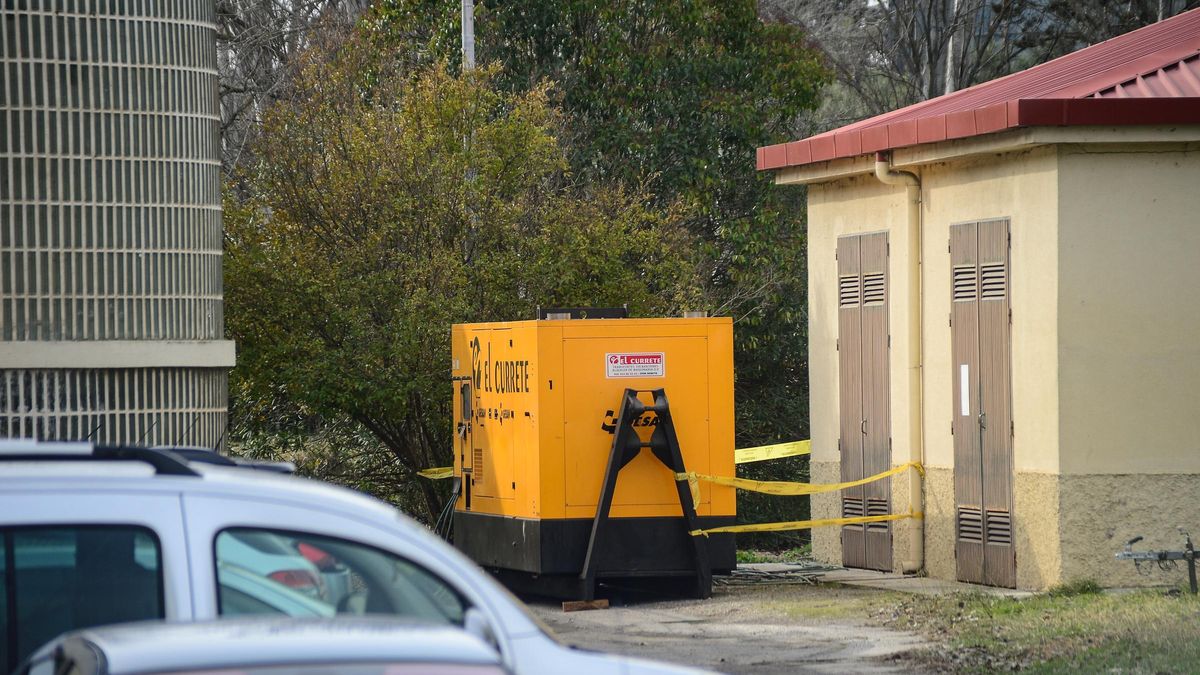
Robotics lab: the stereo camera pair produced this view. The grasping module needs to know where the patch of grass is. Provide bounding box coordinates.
[735,544,813,564]
[1046,578,1103,597]
[781,544,812,560]
[879,585,1200,673]
[736,549,773,564]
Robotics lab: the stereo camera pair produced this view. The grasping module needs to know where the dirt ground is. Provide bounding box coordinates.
[529,582,928,674]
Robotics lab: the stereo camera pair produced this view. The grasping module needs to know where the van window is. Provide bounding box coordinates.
[1,527,164,673]
[215,529,467,625]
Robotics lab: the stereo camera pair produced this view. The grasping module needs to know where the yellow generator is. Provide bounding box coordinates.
[450,313,736,599]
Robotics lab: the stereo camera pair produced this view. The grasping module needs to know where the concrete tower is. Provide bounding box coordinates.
[1,1,234,447]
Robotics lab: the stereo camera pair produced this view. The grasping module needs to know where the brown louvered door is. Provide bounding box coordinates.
[951,220,1015,588]
[838,236,866,569]
[838,233,892,571]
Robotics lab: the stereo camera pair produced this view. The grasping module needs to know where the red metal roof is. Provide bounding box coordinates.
[1092,52,1200,97]
[758,8,1200,171]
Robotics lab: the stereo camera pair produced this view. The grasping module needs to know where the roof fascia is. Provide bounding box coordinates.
[775,125,1200,185]
[773,154,875,185]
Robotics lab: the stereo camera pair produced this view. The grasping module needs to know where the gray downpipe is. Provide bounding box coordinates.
[873,151,925,575]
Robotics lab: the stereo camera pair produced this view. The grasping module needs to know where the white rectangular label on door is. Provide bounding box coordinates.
[960,364,970,417]
[606,352,665,378]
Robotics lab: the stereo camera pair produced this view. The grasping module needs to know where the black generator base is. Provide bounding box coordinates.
[453,511,735,598]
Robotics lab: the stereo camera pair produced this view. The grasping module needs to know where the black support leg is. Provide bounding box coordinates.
[579,389,644,601]
[577,388,714,602]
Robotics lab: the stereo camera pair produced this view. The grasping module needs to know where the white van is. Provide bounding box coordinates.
[0,441,707,675]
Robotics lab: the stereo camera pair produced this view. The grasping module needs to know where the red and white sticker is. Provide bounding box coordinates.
[605,352,665,378]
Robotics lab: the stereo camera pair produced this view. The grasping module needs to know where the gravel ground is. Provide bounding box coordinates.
[529,581,929,674]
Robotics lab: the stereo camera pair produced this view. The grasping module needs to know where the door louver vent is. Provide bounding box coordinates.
[842,497,864,530]
[953,265,977,301]
[986,509,1012,545]
[839,275,860,307]
[862,273,885,306]
[866,498,890,531]
[957,506,983,543]
[472,448,484,481]
[980,263,1006,300]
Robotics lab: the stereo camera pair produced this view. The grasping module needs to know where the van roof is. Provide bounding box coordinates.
[0,443,403,526]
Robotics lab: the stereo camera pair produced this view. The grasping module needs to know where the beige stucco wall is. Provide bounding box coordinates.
[807,173,913,474]
[926,467,1064,588]
[1058,473,1200,587]
[917,146,1061,475]
[810,460,840,566]
[807,173,920,572]
[1056,143,1200,476]
[803,136,1200,590]
[807,146,1061,586]
[1050,143,1200,589]
[921,467,956,580]
[1013,471,1063,589]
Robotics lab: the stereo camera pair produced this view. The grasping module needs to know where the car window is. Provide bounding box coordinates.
[215,529,468,625]
[0,527,164,673]
[219,584,299,616]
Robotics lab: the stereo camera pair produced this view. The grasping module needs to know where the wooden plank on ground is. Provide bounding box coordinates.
[562,599,609,612]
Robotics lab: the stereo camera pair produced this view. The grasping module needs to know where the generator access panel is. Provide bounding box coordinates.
[451,317,736,594]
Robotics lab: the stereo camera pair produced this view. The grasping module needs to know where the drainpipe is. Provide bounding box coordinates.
[873,151,925,574]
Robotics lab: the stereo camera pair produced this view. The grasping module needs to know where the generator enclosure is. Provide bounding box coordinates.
[451,317,736,588]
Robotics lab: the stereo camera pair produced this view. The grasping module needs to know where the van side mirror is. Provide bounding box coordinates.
[463,607,498,649]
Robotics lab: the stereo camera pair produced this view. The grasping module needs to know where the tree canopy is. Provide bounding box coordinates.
[226,30,702,519]
[221,0,1198,542]
[366,1,829,536]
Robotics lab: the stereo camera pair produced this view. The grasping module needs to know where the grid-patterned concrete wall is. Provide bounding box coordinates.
[0,1,232,446]
[0,368,228,448]
[2,0,222,341]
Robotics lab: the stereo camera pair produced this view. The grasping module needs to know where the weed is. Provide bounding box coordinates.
[1046,578,1102,597]
[881,587,1200,672]
[734,545,813,564]
[736,550,772,564]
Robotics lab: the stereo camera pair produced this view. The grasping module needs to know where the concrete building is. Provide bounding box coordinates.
[1,1,234,447]
[758,10,1200,589]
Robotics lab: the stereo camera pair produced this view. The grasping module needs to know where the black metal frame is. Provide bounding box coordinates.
[1116,530,1198,594]
[0,445,198,476]
[0,444,294,476]
[579,388,712,600]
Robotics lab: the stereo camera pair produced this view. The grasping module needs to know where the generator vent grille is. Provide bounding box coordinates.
[472,448,484,481]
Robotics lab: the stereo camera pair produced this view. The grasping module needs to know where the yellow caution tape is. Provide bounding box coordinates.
[676,472,702,507]
[734,440,810,464]
[690,511,923,537]
[676,461,923,497]
[418,466,454,480]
